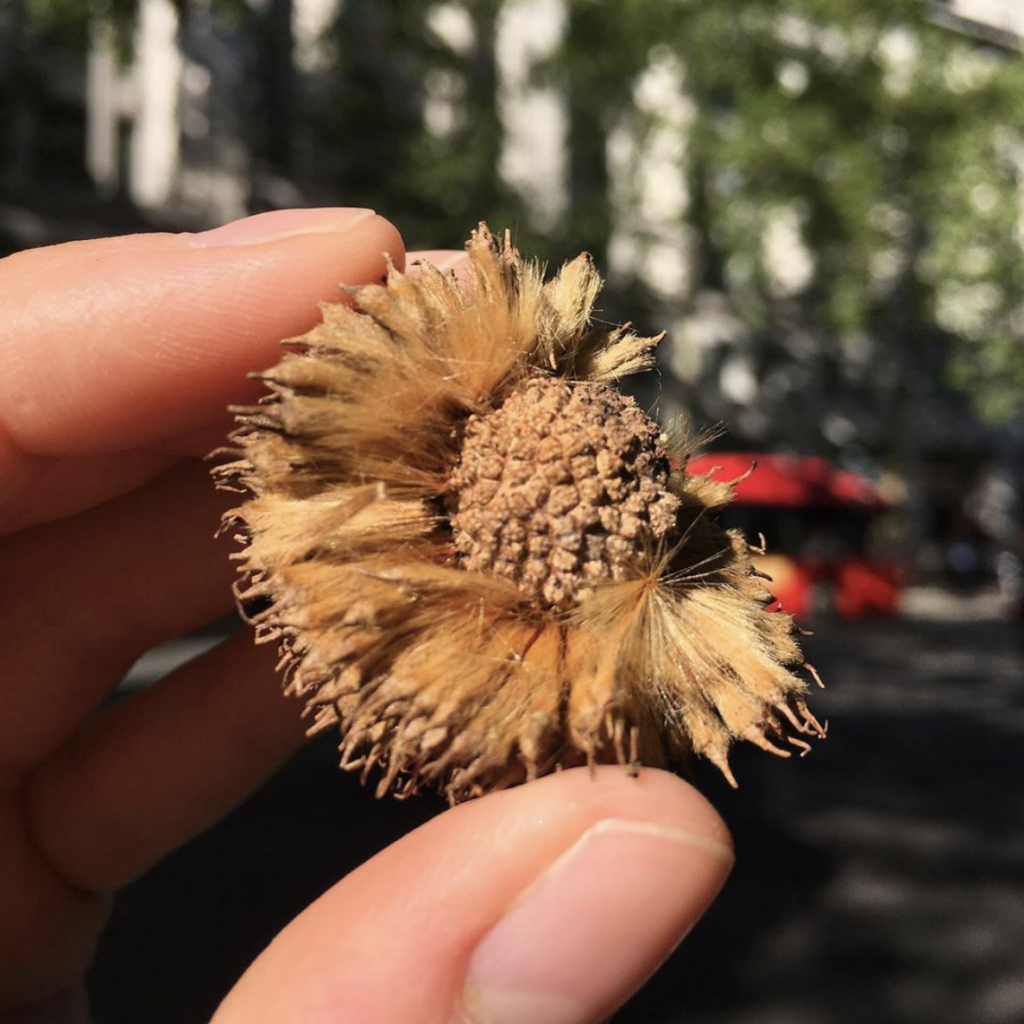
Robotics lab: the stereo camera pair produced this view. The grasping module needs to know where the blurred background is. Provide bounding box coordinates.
[3,1,1024,1021]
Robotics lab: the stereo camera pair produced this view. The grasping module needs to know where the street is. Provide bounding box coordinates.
[89,589,1024,1024]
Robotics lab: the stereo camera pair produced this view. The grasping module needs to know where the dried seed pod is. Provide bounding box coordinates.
[448,376,681,608]
[214,224,825,802]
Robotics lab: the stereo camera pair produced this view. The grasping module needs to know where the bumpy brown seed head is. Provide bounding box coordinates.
[216,223,824,802]
[449,377,681,608]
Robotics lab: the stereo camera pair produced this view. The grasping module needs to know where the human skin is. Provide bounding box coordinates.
[0,208,733,1024]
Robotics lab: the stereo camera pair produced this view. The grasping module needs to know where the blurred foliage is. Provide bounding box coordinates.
[541,0,1024,436]
[19,0,249,55]
[5,0,1024,439]
[304,0,525,252]
[279,0,1024,436]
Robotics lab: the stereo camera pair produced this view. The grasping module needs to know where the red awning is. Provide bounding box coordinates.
[686,453,886,510]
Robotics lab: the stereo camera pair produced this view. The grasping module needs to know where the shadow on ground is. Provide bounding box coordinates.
[88,603,1024,1024]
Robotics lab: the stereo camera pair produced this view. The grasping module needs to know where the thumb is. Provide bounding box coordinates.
[211,767,733,1024]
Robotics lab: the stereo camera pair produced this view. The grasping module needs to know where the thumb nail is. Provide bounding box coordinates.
[462,818,733,1024]
[190,208,376,248]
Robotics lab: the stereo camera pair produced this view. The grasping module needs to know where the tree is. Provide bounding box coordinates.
[548,0,1024,447]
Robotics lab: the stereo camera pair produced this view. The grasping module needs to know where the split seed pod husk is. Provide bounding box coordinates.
[214,224,825,801]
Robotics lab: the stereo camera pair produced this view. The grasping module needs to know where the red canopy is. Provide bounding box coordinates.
[685,452,886,510]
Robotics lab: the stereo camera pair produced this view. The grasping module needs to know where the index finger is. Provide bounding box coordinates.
[0,208,404,458]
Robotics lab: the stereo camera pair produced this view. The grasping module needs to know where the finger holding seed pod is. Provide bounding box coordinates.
[213,224,825,802]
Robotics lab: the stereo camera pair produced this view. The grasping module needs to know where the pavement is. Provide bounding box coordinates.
[88,588,1024,1024]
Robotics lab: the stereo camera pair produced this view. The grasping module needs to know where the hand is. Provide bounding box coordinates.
[0,208,733,1024]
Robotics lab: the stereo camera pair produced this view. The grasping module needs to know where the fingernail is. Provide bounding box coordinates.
[190,207,376,248]
[463,819,733,1024]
